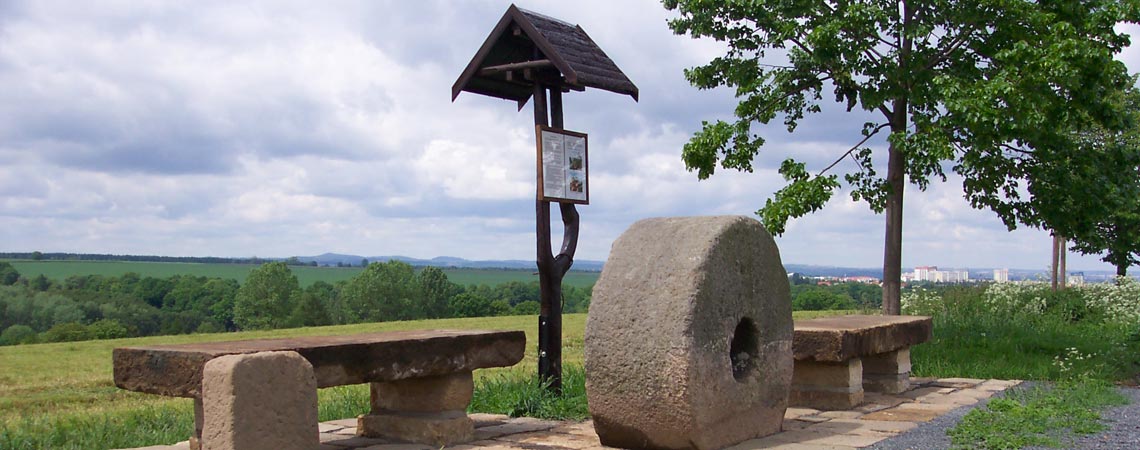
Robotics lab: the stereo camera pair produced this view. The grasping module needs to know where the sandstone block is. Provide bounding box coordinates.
[371,372,474,413]
[201,351,318,450]
[585,216,793,450]
[358,411,473,446]
[863,349,911,394]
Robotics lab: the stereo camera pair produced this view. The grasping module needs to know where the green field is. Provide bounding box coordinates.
[3,260,599,288]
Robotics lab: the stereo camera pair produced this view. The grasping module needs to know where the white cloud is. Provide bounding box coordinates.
[0,0,1127,272]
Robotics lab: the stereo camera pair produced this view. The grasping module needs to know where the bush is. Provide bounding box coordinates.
[0,324,36,345]
[88,319,129,340]
[41,322,92,343]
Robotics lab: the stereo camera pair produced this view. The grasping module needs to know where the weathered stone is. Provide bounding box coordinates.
[371,372,474,412]
[793,316,932,363]
[862,349,911,394]
[201,351,318,450]
[790,359,864,410]
[585,216,794,450]
[358,411,473,446]
[114,329,525,397]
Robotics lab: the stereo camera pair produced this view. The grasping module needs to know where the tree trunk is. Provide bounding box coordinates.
[1051,234,1059,291]
[881,135,905,315]
[1053,238,1062,287]
[1117,264,1128,278]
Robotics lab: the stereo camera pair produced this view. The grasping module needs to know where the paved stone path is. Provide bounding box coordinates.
[126,377,1019,450]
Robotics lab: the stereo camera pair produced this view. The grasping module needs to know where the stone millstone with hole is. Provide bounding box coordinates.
[585,216,793,450]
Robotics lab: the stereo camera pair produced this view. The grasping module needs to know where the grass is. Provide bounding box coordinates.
[904,284,1140,449]
[0,310,853,449]
[948,381,1129,449]
[3,260,600,288]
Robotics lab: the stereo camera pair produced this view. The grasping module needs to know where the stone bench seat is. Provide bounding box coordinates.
[790,315,932,410]
[114,329,525,449]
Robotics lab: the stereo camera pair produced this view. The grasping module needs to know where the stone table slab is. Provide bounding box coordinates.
[114,329,525,397]
[793,316,932,362]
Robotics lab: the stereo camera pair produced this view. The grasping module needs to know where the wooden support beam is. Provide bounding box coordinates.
[480,59,554,76]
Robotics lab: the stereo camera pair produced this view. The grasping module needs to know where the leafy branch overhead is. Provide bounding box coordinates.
[665,0,1139,235]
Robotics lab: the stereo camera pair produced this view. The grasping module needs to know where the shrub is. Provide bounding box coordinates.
[41,322,92,343]
[88,319,129,340]
[0,325,36,345]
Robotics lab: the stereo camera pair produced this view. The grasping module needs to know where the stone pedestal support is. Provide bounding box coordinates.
[200,351,319,450]
[358,372,475,446]
[790,358,865,410]
[863,349,912,394]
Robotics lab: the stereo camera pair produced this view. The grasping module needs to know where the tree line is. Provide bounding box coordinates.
[0,261,591,346]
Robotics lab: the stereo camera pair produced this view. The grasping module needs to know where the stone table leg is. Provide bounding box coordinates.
[190,396,203,450]
[790,358,864,410]
[359,372,475,446]
[863,348,912,394]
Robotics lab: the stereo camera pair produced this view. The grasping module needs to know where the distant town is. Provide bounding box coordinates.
[790,265,1126,286]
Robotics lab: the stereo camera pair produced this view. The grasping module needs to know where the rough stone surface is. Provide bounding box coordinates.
[114,329,525,397]
[585,215,794,450]
[371,372,474,413]
[793,316,932,363]
[201,351,319,450]
[791,359,864,410]
[358,411,473,446]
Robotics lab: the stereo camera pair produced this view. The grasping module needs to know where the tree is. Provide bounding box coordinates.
[0,262,19,286]
[664,0,1138,314]
[0,325,36,345]
[448,292,496,318]
[233,262,300,330]
[416,267,458,319]
[287,292,332,327]
[340,261,418,323]
[1027,86,1140,277]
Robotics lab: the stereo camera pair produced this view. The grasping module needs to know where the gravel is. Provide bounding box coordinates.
[867,384,1140,450]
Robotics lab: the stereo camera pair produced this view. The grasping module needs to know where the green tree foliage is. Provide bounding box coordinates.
[449,292,497,318]
[0,262,19,286]
[417,267,460,319]
[664,0,1140,314]
[232,262,300,330]
[0,324,36,345]
[341,261,419,323]
[792,288,856,311]
[29,274,52,292]
[1031,87,1140,277]
[88,319,129,339]
[511,300,541,315]
[41,322,92,343]
[287,292,332,327]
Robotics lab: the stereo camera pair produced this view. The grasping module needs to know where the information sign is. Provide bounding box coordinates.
[536,126,588,204]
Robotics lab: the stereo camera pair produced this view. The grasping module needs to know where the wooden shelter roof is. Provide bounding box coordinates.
[452,4,638,108]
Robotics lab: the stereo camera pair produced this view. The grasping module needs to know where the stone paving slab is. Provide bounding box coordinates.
[120,377,1019,450]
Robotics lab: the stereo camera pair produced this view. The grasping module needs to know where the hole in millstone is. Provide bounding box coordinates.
[730,317,759,382]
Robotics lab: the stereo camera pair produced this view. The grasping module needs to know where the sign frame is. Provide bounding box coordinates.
[535,125,589,205]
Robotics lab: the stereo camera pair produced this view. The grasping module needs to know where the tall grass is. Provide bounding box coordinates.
[906,281,1140,382]
[905,280,1140,449]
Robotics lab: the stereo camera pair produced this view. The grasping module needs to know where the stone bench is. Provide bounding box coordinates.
[791,315,932,410]
[114,329,525,450]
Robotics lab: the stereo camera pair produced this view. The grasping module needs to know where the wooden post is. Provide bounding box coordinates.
[533,84,577,393]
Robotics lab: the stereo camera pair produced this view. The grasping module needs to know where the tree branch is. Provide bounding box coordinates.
[819,123,891,175]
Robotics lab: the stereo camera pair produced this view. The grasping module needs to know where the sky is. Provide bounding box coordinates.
[1,0,1137,272]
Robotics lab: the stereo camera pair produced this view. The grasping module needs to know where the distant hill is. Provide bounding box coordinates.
[297,253,605,272]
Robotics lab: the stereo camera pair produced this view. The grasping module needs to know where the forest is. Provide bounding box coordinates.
[0,261,590,345]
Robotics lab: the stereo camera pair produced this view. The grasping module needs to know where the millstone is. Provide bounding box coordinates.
[585,215,793,450]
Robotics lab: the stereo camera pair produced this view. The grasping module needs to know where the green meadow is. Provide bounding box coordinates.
[3,260,599,288]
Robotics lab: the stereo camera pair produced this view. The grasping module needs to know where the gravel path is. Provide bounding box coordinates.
[868,384,1140,450]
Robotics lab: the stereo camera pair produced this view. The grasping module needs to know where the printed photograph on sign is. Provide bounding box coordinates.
[536,126,588,204]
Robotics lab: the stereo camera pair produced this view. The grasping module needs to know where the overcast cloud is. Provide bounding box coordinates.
[2,0,1136,271]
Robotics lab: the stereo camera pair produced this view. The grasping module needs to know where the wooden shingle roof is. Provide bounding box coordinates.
[452,4,638,108]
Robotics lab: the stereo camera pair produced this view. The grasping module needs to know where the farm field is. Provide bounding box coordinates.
[3,260,600,288]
